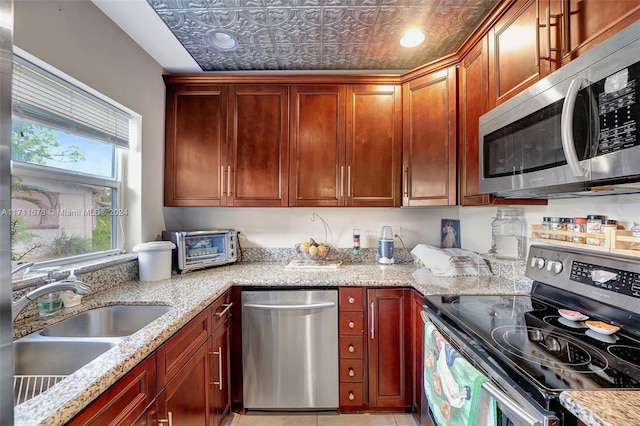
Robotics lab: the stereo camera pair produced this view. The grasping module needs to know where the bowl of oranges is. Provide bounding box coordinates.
[295,238,331,262]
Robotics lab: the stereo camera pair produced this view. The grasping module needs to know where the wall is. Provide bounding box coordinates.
[13,0,166,249]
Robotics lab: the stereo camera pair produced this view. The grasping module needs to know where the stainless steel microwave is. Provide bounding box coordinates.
[479,19,640,198]
[162,230,237,273]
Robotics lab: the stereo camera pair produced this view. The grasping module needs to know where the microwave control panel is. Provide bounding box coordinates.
[595,61,639,155]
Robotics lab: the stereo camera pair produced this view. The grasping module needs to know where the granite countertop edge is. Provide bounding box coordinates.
[11,261,624,426]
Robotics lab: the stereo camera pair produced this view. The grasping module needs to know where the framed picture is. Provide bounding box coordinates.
[441,219,461,249]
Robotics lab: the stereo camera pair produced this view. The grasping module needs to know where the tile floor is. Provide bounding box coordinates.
[224,412,420,426]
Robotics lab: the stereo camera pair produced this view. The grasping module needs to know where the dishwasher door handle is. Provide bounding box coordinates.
[243,302,336,310]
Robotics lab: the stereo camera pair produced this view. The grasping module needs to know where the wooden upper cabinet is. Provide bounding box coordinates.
[229,85,289,207]
[346,85,402,207]
[402,67,457,207]
[562,0,640,62]
[164,85,228,206]
[459,37,491,206]
[489,0,543,106]
[289,85,346,207]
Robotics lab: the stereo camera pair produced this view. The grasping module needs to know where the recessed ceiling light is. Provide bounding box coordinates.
[400,29,425,48]
[206,30,238,51]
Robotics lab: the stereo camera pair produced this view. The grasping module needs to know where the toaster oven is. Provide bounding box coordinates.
[162,230,237,273]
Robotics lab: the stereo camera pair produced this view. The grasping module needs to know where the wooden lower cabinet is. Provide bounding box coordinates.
[156,341,210,425]
[338,287,366,410]
[69,290,232,426]
[367,288,411,409]
[210,299,232,426]
[68,354,156,426]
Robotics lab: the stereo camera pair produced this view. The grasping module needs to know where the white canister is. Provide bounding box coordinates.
[133,241,176,281]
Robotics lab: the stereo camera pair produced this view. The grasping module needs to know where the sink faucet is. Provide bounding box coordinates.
[12,271,94,321]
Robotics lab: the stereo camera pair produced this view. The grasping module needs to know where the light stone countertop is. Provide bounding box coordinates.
[560,391,640,426]
[11,261,637,425]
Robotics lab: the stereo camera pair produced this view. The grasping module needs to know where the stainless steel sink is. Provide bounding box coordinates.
[14,304,173,404]
[14,340,116,376]
[38,304,173,338]
[13,339,116,404]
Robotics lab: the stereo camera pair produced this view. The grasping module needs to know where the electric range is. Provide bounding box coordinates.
[423,245,640,425]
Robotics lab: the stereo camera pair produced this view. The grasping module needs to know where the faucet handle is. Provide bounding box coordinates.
[37,267,60,283]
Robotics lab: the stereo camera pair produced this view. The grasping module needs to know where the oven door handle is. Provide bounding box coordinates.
[481,381,541,426]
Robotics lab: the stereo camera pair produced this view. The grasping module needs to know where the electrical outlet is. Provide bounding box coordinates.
[392,226,402,238]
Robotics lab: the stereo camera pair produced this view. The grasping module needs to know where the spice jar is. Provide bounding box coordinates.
[586,215,605,245]
[571,217,587,244]
[549,217,567,241]
[540,216,551,238]
[491,207,525,260]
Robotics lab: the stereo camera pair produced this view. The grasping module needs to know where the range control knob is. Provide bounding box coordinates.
[530,256,546,269]
[546,260,563,274]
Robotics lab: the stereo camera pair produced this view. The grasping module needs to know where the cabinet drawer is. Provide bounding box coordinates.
[211,290,232,330]
[339,312,364,335]
[339,383,363,406]
[339,359,363,383]
[340,288,365,311]
[156,308,210,389]
[339,335,364,359]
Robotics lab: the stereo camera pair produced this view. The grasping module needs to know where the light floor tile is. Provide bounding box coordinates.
[237,413,318,426]
[317,413,397,426]
[394,413,420,426]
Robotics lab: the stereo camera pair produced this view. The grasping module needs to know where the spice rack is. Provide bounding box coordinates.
[530,225,640,257]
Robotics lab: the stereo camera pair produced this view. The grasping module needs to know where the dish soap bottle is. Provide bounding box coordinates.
[491,207,525,260]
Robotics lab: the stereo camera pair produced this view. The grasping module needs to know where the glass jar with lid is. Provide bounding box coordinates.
[491,207,525,260]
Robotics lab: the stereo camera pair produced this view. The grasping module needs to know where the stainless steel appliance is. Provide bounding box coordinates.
[162,230,237,273]
[479,19,640,198]
[422,245,640,425]
[0,1,12,423]
[242,289,338,410]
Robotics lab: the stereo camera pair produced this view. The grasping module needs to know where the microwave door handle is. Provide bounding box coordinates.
[561,77,588,177]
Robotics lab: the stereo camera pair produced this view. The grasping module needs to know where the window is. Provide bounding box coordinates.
[9,51,131,264]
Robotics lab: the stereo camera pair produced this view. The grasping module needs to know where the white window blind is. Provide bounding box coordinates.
[11,57,130,149]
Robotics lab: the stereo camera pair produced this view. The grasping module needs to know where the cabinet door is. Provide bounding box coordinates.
[210,306,231,425]
[68,354,156,426]
[229,85,289,206]
[290,85,346,207]
[157,341,210,426]
[164,85,228,206]
[402,67,457,206]
[367,288,410,408]
[346,85,402,207]
[489,0,542,106]
[459,37,491,206]
[563,0,640,62]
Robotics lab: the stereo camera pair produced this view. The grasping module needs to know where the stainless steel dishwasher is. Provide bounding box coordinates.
[242,289,338,410]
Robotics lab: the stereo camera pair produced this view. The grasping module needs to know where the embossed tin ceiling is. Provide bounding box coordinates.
[146,0,500,72]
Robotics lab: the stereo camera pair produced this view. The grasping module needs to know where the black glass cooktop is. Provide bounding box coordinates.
[424,293,640,397]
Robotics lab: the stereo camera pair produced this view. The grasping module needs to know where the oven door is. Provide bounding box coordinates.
[421,310,560,426]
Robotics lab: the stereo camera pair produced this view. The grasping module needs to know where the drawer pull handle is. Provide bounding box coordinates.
[216,302,233,318]
[348,344,355,353]
[348,368,355,377]
[348,320,355,329]
[158,412,173,426]
[348,296,355,304]
[348,392,355,401]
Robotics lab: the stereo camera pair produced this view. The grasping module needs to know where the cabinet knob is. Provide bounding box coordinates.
[348,296,355,304]
[348,368,355,377]
[348,344,355,353]
[348,392,355,401]
[348,320,355,329]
